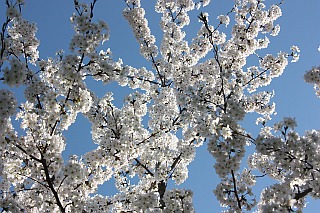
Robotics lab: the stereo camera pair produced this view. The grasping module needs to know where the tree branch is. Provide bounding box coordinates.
[231,169,242,210]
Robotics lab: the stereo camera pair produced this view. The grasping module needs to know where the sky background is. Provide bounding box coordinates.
[1,0,320,212]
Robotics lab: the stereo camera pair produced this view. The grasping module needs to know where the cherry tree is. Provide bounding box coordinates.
[0,0,318,212]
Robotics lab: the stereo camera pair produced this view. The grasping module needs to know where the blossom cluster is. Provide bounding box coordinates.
[69,2,109,55]
[0,89,17,132]
[3,58,27,87]
[249,117,320,211]
[0,0,317,212]
[305,65,320,96]
[123,5,158,60]
[7,16,39,64]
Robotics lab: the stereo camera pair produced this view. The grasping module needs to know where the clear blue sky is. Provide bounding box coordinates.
[1,0,320,212]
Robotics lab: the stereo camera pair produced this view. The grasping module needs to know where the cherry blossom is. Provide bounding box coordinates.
[0,0,318,212]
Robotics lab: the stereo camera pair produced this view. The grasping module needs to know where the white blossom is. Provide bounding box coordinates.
[0,0,318,212]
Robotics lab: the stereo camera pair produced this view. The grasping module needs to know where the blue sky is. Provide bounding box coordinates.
[1,0,320,212]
